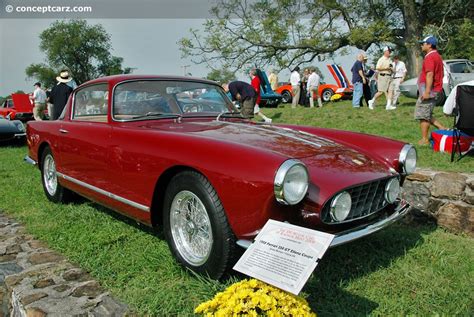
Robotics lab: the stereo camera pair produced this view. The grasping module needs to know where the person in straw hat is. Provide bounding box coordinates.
[49,70,74,120]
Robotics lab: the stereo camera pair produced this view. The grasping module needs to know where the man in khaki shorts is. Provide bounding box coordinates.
[368,46,394,110]
[30,82,47,120]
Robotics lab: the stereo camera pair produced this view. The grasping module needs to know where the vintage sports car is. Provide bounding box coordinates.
[0,94,34,121]
[0,115,26,143]
[275,64,353,103]
[25,75,416,279]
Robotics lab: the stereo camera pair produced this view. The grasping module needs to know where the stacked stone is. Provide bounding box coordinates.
[402,169,474,237]
[0,213,129,316]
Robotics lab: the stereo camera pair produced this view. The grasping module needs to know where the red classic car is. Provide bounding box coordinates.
[0,94,34,121]
[25,75,416,279]
[275,64,353,103]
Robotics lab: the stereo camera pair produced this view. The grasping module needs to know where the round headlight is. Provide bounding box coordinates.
[399,144,417,174]
[385,178,401,204]
[330,191,352,222]
[274,160,309,205]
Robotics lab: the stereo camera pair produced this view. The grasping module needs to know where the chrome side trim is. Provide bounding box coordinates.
[217,121,323,148]
[24,155,37,166]
[235,200,410,249]
[56,172,150,212]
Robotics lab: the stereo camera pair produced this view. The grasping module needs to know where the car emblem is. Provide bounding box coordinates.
[352,159,364,165]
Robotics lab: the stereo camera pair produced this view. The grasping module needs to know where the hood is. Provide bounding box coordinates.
[142,120,392,171]
[11,94,33,112]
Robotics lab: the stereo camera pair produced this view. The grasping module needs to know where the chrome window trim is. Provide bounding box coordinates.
[71,83,109,122]
[273,159,309,205]
[56,172,150,212]
[398,144,416,174]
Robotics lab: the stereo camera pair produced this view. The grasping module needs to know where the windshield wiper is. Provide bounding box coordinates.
[131,112,182,120]
[216,110,243,121]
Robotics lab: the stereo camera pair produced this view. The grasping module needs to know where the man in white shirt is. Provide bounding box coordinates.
[30,82,47,120]
[290,66,301,108]
[368,46,393,110]
[307,67,322,108]
[443,80,474,122]
[390,55,407,108]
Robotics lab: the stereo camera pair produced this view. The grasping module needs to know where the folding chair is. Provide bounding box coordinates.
[451,85,474,162]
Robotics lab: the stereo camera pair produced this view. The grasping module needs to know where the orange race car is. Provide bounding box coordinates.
[275,64,353,103]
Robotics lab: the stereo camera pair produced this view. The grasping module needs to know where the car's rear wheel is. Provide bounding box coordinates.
[163,171,236,279]
[322,88,334,102]
[281,90,292,103]
[40,147,74,203]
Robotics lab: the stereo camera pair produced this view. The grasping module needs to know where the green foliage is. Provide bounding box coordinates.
[27,20,129,85]
[25,63,57,89]
[438,19,474,60]
[205,69,236,84]
[180,0,472,74]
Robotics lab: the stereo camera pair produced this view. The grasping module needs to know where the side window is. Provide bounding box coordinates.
[73,84,108,122]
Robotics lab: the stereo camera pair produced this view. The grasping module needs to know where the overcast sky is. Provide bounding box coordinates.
[0,14,360,97]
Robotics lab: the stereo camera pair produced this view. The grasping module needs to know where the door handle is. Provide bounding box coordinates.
[59,129,69,134]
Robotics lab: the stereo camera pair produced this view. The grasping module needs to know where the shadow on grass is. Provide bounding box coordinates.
[305,223,436,316]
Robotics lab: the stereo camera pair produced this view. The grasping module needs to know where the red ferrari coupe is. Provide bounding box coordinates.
[25,75,416,278]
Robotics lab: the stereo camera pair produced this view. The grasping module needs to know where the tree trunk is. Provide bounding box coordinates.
[401,0,423,79]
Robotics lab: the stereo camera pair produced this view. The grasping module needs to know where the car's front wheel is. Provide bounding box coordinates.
[321,88,334,102]
[281,90,292,103]
[163,171,236,279]
[40,147,74,203]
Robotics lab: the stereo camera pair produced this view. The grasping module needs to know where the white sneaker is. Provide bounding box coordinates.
[368,99,374,110]
[386,106,397,110]
[264,118,272,123]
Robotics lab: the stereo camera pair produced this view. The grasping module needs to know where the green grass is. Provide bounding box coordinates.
[0,102,473,315]
[262,96,473,172]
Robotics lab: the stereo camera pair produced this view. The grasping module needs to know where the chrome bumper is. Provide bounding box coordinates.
[236,199,410,249]
[24,155,37,166]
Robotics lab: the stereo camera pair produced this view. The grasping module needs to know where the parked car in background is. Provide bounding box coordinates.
[400,59,474,101]
[275,65,353,103]
[254,69,283,107]
[0,94,34,121]
[0,115,26,143]
[26,75,415,279]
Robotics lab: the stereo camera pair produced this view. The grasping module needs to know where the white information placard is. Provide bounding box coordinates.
[233,219,335,295]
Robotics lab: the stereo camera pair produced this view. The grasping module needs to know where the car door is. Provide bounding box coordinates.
[56,83,112,195]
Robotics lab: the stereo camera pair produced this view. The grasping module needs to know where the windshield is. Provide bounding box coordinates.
[113,80,235,120]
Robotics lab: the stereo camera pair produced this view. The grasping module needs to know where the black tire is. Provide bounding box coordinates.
[163,171,236,279]
[321,88,334,102]
[281,90,292,103]
[40,147,74,203]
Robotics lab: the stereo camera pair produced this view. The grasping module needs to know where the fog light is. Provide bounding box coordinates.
[330,191,352,222]
[385,178,401,204]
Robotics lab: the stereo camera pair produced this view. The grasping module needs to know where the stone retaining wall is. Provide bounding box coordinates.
[0,214,129,316]
[402,168,474,236]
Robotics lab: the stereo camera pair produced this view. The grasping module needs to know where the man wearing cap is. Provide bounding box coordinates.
[368,46,394,110]
[350,53,367,108]
[414,36,446,145]
[30,82,47,120]
[49,70,74,120]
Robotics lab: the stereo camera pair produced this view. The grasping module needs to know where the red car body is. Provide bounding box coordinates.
[0,94,34,121]
[26,75,414,279]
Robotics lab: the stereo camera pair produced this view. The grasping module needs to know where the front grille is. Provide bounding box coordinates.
[322,177,396,224]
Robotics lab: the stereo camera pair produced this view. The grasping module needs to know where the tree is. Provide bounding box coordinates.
[25,63,57,89]
[205,68,236,83]
[180,0,472,78]
[26,20,130,85]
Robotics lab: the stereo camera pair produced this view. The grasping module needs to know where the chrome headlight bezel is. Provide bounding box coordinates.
[330,191,352,222]
[399,144,417,174]
[274,159,309,205]
[384,178,401,204]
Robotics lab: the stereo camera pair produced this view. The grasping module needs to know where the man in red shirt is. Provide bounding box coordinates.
[414,36,446,145]
[250,68,272,123]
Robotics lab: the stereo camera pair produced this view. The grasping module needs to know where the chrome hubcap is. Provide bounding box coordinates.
[43,154,57,196]
[170,190,213,266]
